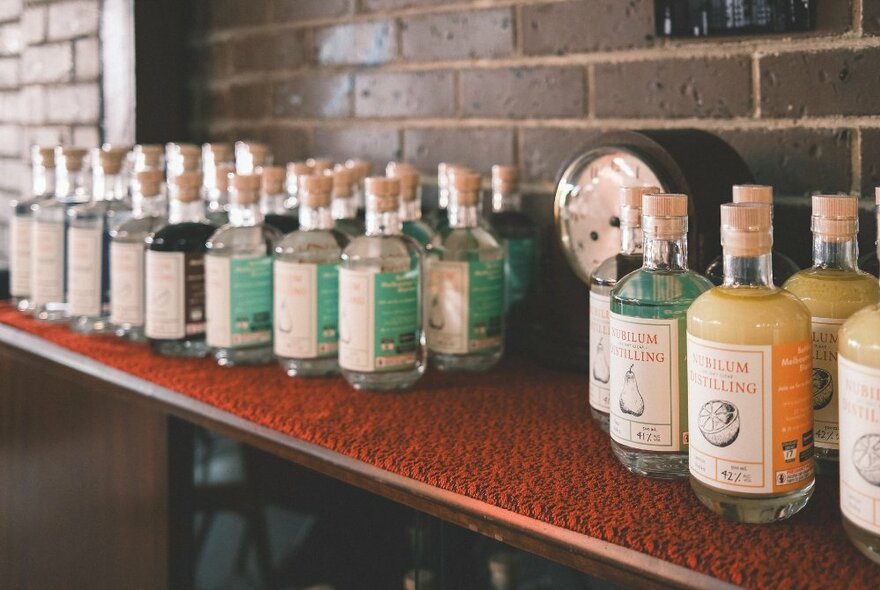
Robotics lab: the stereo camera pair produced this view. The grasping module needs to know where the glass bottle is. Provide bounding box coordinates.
[260,165,299,234]
[285,161,313,209]
[205,173,282,367]
[206,163,233,227]
[10,146,55,312]
[165,143,200,188]
[589,186,657,433]
[344,158,371,219]
[687,203,814,522]
[31,146,90,322]
[705,185,799,285]
[339,177,425,391]
[67,147,132,334]
[428,170,505,372]
[132,144,164,175]
[390,164,438,249]
[234,140,271,175]
[110,168,167,342]
[609,193,713,478]
[306,157,334,175]
[332,166,365,238]
[783,195,879,471]
[145,171,214,357]
[274,174,349,377]
[838,195,880,563]
[428,162,467,232]
[859,189,880,277]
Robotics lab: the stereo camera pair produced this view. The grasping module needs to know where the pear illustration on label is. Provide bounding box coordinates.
[619,364,645,417]
[151,288,171,309]
[698,400,740,447]
[429,292,445,330]
[278,297,292,334]
[593,337,610,384]
[853,433,880,486]
[811,368,833,410]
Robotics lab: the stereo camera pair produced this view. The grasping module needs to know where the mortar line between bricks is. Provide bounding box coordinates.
[585,65,595,120]
[851,127,862,195]
[854,0,864,36]
[751,53,761,119]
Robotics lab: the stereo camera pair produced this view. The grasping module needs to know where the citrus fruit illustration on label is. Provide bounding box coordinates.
[811,367,833,410]
[619,364,645,416]
[853,433,880,486]
[698,400,740,447]
[593,337,610,384]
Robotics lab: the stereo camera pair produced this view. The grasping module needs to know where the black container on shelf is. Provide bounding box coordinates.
[656,0,817,37]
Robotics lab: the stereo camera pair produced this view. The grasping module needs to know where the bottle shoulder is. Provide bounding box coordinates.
[276,228,348,257]
[489,210,536,238]
[592,253,643,286]
[612,268,713,300]
[439,225,503,256]
[112,215,168,240]
[149,221,215,252]
[688,286,812,343]
[839,304,880,368]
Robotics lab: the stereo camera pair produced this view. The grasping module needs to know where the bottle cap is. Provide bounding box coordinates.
[721,202,772,255]
[365,176,400,213]
[32,145,55,168]
[642,193,688,239]
[732,184,773,205]
[202,143,232,162]
[393,168,420,203]
[300,173,333,208]
[134,144,163,169]
[173,171,203,202]
[230,173,261,204]
[345,158,372,182]
[491,165,519,192]
[260,165,285,194]
[56,146,88,170]
[332,167,354,198]
[811,194,858,241]
[135,169,164,197]
[215,163,234,191]
[449,170,481,207]
[386,161,416,178]
[95,147,128,174]
[236,141,270,165]
[306,157,333,174]
[619,185,659,227]
[166,142,199,156]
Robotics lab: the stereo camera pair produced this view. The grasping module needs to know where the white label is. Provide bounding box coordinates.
[589,290,611,413]
[205,255,231,348]
[145,251,185,340]
[110,241,145,327]
[812,317,844,450]
[67,225,104,317]
[608,313,683,451]
[426,260,468,354]
[339,267,373,372]
[10,215,32,296]
[839,356,880,535]
[31,220,65,306]
[274,261,317,359]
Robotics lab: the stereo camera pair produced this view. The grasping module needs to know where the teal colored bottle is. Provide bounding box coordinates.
[609,193,712,479]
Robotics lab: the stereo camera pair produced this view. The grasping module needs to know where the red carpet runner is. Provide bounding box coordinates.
[0,305,876,589]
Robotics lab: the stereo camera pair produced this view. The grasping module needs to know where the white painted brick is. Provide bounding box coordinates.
[48,1,99,41]
[74,36,99,80]
[45,82,100,124]
[0,57,18,88]
[20,85,45,125]
[22,43,72,83]
[0,124,22,157]
[22,6,47,46]
[0,22,23,56]
[72,125,99,148]
[0,89,22,124]
[0,0,22,24]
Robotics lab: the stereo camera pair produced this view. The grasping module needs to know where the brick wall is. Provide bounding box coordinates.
[190,0,880,200]
[0,0,102,252]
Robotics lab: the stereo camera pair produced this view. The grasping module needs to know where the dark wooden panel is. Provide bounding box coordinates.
[0,345,169,590]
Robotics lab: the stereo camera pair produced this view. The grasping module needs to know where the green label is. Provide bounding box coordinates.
[316,263,340,355]
[229,256,272,347]
[374,269,420,370]
[505,237,536,307]
[467,259,504,351]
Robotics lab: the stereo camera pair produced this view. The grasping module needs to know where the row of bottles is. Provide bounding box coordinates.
[588,184,880,563]
[8,143,539,394]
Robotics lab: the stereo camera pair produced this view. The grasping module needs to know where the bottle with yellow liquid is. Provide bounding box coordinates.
[838,188,880,564]
[687,203,814,523]
[784,195,879,471]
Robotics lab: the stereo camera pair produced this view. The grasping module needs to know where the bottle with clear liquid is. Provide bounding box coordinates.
[589,186,657,433]
[783,195,879,471]
[274,174,349,377]
[10,146,55,312]
[488,165,537,310]
[165,143,200,188]
[838,191,880,564]
[688,203,814,523]
[306,157,334,175]
[389,164,438,249]
[428,170,505,372]
[339,177,425,391]
[332,166,365,238]
[261,165,299,234]
[428,162,468,233]
[31,146,90,322]
[234,140,271,175]
[286,161,313,210]
[609,193,713,478]
[110,168,168,341]
[344,159,372,219]
[705,185,799,286]
[145,171,214,358]
[205,173,282,367]
[202,143,232,223]
[68,147,133,334]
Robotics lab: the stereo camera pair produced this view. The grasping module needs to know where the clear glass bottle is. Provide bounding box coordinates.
[859,189,880,277]
[10,146,55,312]
[31,146,90,322]
[205,173,282,367]
[783,195,879,471]
[339,177,425,391]
[428,170,505,372]
[589,186,657,433]
[145,171,214,357]
[609,193,713,478]
[234,140,271,175]
[428,162,467,232]
[705,185,800,285]
[68,147,133,334]
[285,161,313,209]
[206,163,233,227]
[687,203,814,522]
[488,165,537,310]
[260,165,299,234]
[165,143,200,188]
[306,157,334,175]
[274,174,349,377]
[132,144,164,175]
[332,166,365,238]
[110,168,168,342]
[838,197,880,562]
[390,165,438,249]
[344,158,371,219]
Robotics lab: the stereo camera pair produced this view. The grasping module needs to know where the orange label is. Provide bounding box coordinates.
[771,341,814,493]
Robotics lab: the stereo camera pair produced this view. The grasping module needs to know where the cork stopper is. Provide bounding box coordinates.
[721,203,772,255]
[365,176,400,213]
[393,168,421,202]
[202,143,232,162]
[306,157,333,174]
[56,146,88,170]
[215,163,234,191]
[95,147,128,174]
[345,159,372,182]
[135,169,164,198]
[449,171,482,207]
[173,171,203,202]
[288,162,313,176]
[134,144,163,169]
[247,143,270,166]
[386,161,416,178]
[300,174,333,209]
[642,193,688,239]
[32,145,55,168]
[261,166,286,194]
[332,167,354,198]
[732,184,773,205]
[811,194,858,241]
[874,186,880,207]
[230,173,260,205]
[619,185,660,227]
[491,165,519,193]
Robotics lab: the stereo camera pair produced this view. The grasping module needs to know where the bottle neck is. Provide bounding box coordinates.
[299,204,334,231]
[438,185,449,211]
[56,167,89,200]
[33,165,55,197]
[449,202,479,229]
[400,198,422,221]
[642,232,688,271]
[133,194,166,218]
[332,195,358,221]
[723,251,774,287]
[261,191,287,216]
[229,202,263,227]
[93,171,127,202]
[207,188,229,212]
[812,234,858,271]
[366,209,402,236]
[620,224,643,256]
[491,189,521,213]
[169,200,205,224]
